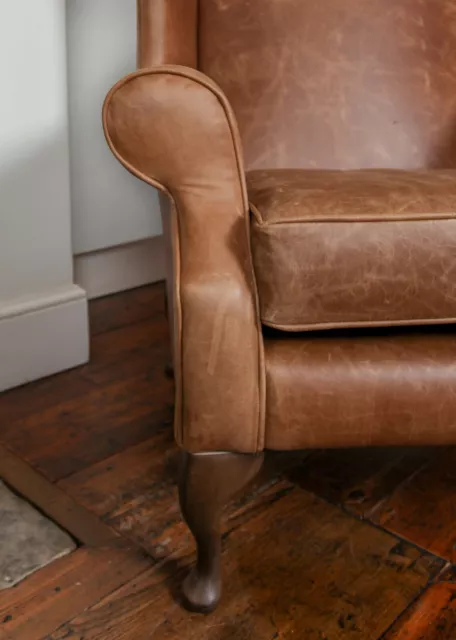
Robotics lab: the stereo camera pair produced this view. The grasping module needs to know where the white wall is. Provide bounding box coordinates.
[67,0,162,256]
[0,1,89,391]
[0,2,74,302]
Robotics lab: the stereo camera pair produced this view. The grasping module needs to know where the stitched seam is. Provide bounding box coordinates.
[169,197,184,446]
[251,212,456,227]
[214,92,265,453]
[262,316,456,332]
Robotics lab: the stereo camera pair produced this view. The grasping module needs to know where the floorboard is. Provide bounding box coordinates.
[1,374,173,482]
[371,448,456,562]
[0,445,116,547]
[288,447,437,518]
[58,436,309,560]
[89,284,167,336]
[46,489,444,640]
[0,544,152,640]
[384,577,456,639]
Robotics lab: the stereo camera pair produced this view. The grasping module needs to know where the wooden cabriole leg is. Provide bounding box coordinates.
[179,450,264,613]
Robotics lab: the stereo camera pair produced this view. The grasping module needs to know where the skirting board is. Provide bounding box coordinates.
[0,285,89,392]
[74,236,165,300]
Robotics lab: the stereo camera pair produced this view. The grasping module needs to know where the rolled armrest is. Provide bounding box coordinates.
[103,66,264,453]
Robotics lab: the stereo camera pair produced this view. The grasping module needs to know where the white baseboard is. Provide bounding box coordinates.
[74,236,165,300]
[0,285,89,392]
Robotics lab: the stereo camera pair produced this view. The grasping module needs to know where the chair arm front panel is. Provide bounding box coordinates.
[103,66,265,453]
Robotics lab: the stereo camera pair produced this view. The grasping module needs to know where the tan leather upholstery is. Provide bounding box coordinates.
[137,0,197,68]
[136,0,198,370]
[199,0,456,171]
[265,328,456,450]
[103,67,264,453]
[103,0,456,454]
[249,169,456,331]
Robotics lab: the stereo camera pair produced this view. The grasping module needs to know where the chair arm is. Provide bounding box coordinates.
[103,65,264,453]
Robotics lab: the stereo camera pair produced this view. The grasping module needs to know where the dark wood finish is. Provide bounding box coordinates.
[0,367,94,429]
[179,451,264,612]
[1,285,456,638]
[289,447,436,517]
[0,543,152,640]
[1,360,173,483]
[371,448,456,562]
[81,318,168,386]
[384,580,456,639]
[46,489,443,639]
[59,433,187,561]
[89,284,167,336]
[58,440,306,560]
[0,444,117,547]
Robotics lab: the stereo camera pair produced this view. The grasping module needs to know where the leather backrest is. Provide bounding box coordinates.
[199,0,456,170]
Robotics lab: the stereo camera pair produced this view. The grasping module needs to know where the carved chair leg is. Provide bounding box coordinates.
[179,450,264,613]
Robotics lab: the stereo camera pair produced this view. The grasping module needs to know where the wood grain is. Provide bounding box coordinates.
[82,321,169,387]
[289,447,436,517]
[0,370,94,431]
[89,283,166,336]
[46,489,443,640]
[58,432,180,559]
[1,375,173,482]
[58,439,309,561]
[0,445,116,547]
[0,544,152,640]
[384,580,456,639]
[371,448,456,562]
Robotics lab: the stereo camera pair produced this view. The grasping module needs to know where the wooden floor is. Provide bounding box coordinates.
[0,283,455,639]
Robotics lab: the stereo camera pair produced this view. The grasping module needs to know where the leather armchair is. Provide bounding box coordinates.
[103,0,456,612]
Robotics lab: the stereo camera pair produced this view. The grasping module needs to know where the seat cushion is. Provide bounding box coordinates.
[249,169,456,331]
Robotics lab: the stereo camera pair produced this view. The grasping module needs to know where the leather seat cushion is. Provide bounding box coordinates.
[249,169,456,331]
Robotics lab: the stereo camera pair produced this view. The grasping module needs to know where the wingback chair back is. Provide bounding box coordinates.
[141,0,456,171]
